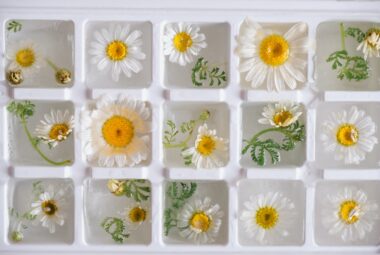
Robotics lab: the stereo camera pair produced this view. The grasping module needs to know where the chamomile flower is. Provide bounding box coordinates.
[82,95,151,167]
[89,24,146,82]
[35,109,74,148]
[235,19,308,91]
[181,124,228,169]
[177,197,223,244]
[357,29,380,60]
[258,101,303,128]
[240,192,296,244]
[322,186,379,242]
[121,202,149,230]
[320,106,378,165]
[30,186,65,234]
[7,39,44,77]
[163,23,207,66]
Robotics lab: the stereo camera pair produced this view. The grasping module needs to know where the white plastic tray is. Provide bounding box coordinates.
[0,0,380,254]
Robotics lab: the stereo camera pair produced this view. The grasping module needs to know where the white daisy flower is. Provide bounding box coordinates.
[120,202,149,231]
[181,124,228,169]
[34,109,74,148]
[30,186,65,234]
[6,39,44,77]
[322,186,379,242]
[320,106,378,165]
[177,197,223,244]
[82,95,151,167]
[258,101,303,128]
[235,19,308,91]
[240,192,296,244]
[163,22,207,66]
[89,24,146,82]
[357,29,380,60]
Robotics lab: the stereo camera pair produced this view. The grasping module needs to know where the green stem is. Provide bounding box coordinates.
[20,118,71,166]
[340,22,346,51]
[163,130,194,149]
[249,127,293,144]
[45,58,59,72]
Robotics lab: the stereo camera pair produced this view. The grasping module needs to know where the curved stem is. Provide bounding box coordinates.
[248,127,292,144]
[163,129,194,149]
[45,58,59,72]
[21,119,71,166]
[340,22,346,51]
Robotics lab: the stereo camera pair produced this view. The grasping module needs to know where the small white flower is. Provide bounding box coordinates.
[182,124,228,169]
[320,106,378,165]
[35,109,74,148]
[258,101,303,128]
[89,24,146,82]
[177,197,223,244]
[357,30,380,60]
[322,186,379,242]
[235,19,308,91]
[82,94,151,167]
[240,192,296,244]
[120,202,149,231]
[30,186,65,234]
[163,22,207,66]
[7,39,44,77]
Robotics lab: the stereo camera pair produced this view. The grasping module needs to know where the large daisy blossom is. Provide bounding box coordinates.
[322,186,379,242]
[177,197,223,244]
[82,95,151,167]
[89,24,146,82]
[7,39,44,77]
[181,124,228,169]
[320,106,378,165]
[30,185,65,234]
[163,22,207,66]
[235,19,308,91]
[35,109,74,148]
[258,101,303,128]
[357,29,380,60]
[240,192,296,244]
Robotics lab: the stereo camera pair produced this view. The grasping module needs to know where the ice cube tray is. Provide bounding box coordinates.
[0,0,380,254]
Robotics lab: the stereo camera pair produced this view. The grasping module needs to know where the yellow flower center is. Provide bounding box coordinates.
[255,206,279,230]
[128,206,147,223]
[196,135,216,156]
[41,200,58,216]
[106,40,128,61]
[49,123,70,141]
[259,34,289,66]
[102,115,134,148]
[189,211,212,232]
[336,124,359,147]
[173,32,193,53]
[16,48,35,67]
[273,110,293,127]
[365,28,380,47]
[339,200,360,225]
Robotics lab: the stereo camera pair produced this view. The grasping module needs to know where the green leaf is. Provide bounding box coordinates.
[326,50,369,81]
[166,182,197,209]
[7,101,35,120]
[123,179,150,202]
[345,27,366,43]
[242,121,306,166]
[163,120,179,145]
[191,57,227,87]
[163,208,177,236]
[101,217,129,243]
[181,147,192,166]
[7,21,22,32]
